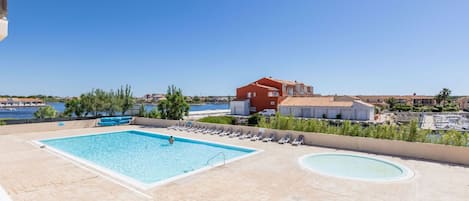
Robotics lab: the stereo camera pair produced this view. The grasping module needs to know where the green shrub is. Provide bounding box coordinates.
[406,120,419,142]
[432,106,443,112]
[336,113,342,119]
[240,113,467,147]
[198,116,235,125]
[145,108,160,119]
[34,106,58,119]
[137,104,146,117]
[438,130,467,146]
[247,114,260,126]
[0,120,5,126]
[393,104,412,112]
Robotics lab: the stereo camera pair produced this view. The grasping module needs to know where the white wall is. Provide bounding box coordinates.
[0,19,7,41]
[230,100,250,116]
[279,101,374,121]
[0,120,98,135]
[352,101,375,121]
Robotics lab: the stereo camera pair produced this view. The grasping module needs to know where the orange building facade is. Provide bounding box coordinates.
[234,77,314,113]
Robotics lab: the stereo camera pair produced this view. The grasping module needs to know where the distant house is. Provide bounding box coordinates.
[458,97,469,111]
[143,94,165,103]
[230,77,314,115]
[0,98,45,107]
[278,96,375,121]
[356,95,436,107]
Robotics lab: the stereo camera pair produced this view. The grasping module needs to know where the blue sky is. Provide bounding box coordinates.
[1,0,468,97]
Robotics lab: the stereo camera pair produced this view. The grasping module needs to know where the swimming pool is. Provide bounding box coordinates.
[38,130,258,189]
[299,153,413,182]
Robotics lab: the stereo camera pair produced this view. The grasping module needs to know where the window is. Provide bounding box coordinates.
[253,92,256,97]
[287,88,294,96]
[247,92,251,98]
[268,91,279,97]
[270,101,275,105]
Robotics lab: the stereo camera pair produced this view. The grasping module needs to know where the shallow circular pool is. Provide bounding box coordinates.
[299,153,413,182]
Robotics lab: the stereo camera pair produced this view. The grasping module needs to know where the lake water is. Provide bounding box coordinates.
[0,102,229,119]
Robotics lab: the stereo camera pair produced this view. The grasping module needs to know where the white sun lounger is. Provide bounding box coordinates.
[278,134,292,144]
[239,131,253,139]
[229,130,242,138]
[262,133,276,142]
[210,128,223,135]
[219,128,233,136]
[250,132,263,141]
[292,135,304,146]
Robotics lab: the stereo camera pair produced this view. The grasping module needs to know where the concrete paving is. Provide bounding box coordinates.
[1,125,469,201]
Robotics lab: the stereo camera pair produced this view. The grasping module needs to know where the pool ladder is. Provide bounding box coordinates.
[205,152,226,166]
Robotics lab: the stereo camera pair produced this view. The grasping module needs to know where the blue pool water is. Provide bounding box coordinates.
[41,130,255,185]
[300,153,413,182]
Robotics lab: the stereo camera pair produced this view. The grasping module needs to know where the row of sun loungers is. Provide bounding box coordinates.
[168,124,304,145]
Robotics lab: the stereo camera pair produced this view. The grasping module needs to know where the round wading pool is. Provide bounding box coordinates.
[299,153,413,182]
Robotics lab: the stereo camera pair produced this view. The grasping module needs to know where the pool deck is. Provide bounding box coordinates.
[1,125,469,201]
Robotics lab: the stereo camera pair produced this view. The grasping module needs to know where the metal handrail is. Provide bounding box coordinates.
[205,152,226,166]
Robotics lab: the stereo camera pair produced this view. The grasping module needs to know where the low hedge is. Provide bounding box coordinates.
[198,116,235,125]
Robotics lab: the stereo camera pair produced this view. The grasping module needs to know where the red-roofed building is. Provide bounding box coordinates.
[230,77,314,115]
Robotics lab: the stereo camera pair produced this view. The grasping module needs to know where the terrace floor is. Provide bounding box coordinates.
[1,125,469,201]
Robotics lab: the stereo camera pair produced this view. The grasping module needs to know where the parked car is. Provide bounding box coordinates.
[258,109,276,116]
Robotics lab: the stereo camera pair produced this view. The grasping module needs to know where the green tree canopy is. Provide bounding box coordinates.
[34,106,58,119]
[385,97,397,110]
[436,88,452,105]
[157,85,190,120]
[118,84,135,115]
[64,97,84,117]
[64,85,135,117]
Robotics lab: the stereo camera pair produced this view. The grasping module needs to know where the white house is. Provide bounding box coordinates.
[230,99,250,116]
[278,96,375,121]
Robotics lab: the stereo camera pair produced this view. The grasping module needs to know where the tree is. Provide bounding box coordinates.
[105,90,122,116]
[118,84,134,115]
[80,92,95,117]
[385,97,397,110]
[138,104,146,117]
[64,98,84,117]
[158,85,190,120]
[94,89,109,116]
[436,88,452,105]
[34,106,58,119]
[192,96,201,103]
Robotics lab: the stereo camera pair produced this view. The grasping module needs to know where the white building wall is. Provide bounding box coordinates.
[279,102,374,121]
[351,101,375,121]
[230,100,250,116]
